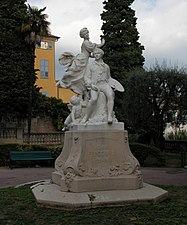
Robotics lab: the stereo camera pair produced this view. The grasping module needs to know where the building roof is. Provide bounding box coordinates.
[48,34,60,40]
[42,34,60,41]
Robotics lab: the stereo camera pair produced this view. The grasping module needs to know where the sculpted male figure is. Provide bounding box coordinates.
[82,48,114,124]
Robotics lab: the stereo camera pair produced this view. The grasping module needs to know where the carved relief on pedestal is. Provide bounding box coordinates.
[109,163,131,176]
[64,167,76,190]
[55,156,63,171]
[55,151,66,174]
[133,166,143,187]
[74,136,79,144]
[121,131,141,175]
[78,163,99,177]
[124,132,128,143]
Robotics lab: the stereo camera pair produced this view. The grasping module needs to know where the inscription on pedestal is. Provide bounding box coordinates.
[88,142,107,162]
[82,138,111,176]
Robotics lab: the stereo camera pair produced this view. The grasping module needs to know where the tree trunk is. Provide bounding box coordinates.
[27,46,35,142]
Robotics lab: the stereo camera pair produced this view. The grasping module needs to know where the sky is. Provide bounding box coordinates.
[27,0,187,79]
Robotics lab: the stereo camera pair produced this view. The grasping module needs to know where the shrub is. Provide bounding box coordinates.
[50,145,63,159]
[130,143,165,167]
[0,144,18,166]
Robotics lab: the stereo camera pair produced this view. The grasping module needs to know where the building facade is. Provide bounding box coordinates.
[35,35,74,103]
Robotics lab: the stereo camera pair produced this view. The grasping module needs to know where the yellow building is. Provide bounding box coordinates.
[35,34,74,103]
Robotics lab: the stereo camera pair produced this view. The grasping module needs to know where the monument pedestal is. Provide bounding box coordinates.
[32,124,168,208]
[52,128,143,192]
[32,182,168,209]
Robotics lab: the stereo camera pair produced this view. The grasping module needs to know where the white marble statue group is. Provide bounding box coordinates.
[57,28,124,129]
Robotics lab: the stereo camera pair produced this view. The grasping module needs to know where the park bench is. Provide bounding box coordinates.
[9,150,53,169]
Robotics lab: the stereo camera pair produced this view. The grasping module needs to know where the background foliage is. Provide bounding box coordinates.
[0,0,36,119]
[100,0,145,122]
[124,65,187,148]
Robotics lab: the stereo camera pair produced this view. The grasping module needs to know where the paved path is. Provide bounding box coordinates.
[0,167,187,189]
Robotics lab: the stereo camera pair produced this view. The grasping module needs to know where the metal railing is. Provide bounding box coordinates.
[164,140,187,167]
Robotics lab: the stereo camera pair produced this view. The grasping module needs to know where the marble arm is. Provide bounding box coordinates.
[96,38,105,48]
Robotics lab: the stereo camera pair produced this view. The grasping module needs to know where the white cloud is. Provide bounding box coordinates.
[132,0,187,68]
[27,0,187,78]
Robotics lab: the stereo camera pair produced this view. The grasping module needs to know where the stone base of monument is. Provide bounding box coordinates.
[31,181,168,209]
[32,124,168,209]
[51,128,143,192]
[52,172,142,192]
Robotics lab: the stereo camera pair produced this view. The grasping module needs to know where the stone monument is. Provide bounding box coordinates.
[32,28,168,209]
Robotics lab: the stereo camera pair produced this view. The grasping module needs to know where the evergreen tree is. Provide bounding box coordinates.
[100,0,145,121]
[0,1,51,137]
[0,0,34,120]
[101,0,145,79]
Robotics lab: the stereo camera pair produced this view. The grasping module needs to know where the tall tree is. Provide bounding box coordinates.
[123,65,187,148]
[21,4,50,136]
[100,0,145,79]
[100,0,145,121]
[0,0,33,120]
[21,4,50,52]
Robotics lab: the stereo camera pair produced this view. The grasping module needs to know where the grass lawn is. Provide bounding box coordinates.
[0,185,187,225]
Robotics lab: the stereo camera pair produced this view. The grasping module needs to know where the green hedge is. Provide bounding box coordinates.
[130,143,165,167]
[0,144,63,167]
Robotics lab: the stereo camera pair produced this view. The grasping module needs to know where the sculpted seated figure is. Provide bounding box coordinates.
[82,48,114,124]
[57,28,124,128]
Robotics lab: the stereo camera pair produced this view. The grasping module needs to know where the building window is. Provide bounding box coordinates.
[41,92,48,97]
[37,41,52,50]
[48,42,52,49]
[40,60,48,78]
